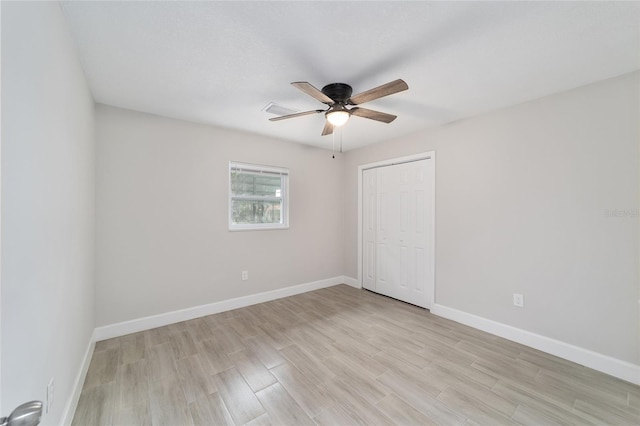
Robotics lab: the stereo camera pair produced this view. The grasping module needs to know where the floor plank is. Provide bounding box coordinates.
[269,362,335,418]
[72,382,115,426]
[120,332,146,364]
[113,359,151,425]
[376,393,439,426]
[231,348,278,392]
[148,376,193,426]
[176,354,216,404]
[189,392,234,426]
[255,382,315,425]
[212,367,265,425]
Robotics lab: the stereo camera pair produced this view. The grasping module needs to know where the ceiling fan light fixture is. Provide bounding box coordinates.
[326,109,350,127]
[273,79,408,136]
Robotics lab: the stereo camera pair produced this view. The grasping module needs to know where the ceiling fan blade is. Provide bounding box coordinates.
[269,109,324,122]
[348,79,408,105]
[350,107,397,123]
[321,121,334,136]
[291,82,334,104]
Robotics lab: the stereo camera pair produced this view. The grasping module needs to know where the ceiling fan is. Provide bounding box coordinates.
[269,79,408,136]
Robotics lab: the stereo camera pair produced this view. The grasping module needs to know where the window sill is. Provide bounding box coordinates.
[228,224,289,232]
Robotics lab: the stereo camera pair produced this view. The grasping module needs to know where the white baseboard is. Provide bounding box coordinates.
[431,303,640,385]
[60,330,96,426]
[341,275,361,289]
[95,276,345,341]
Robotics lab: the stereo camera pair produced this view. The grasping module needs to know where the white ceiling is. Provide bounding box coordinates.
[60,1,639,151]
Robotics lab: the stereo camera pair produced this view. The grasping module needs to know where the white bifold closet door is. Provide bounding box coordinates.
[362,159,433,308]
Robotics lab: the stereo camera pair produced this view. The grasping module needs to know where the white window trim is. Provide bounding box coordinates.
[228,161,290,231]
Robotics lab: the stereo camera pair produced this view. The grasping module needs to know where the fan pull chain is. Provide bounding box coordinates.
[332,128,335,159]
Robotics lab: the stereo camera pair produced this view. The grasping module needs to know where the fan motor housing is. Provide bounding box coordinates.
[321,83,353,103]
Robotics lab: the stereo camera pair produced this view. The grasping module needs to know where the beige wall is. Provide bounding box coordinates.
[1,2,96,424]
[95,105,344,326]
[343,72,639,365]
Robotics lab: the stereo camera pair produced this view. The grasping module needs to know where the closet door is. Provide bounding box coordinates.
[362,168,377,291]
[365,159,431,308]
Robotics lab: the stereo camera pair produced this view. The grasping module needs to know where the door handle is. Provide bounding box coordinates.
[0,401,43,426]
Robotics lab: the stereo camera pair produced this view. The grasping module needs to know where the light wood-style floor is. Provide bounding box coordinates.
[73,285,640,425]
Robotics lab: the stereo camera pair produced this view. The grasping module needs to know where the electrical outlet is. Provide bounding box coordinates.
[241,270,248,281]
[513,293,524,308]
[46,378,54,414]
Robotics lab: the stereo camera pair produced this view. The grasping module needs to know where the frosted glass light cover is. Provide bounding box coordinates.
[326,110,350,126]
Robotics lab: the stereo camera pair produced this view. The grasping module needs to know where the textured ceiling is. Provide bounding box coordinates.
[61,1,639,151]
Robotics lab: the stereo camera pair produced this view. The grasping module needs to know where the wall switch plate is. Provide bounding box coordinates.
[241,270,248,281]
[46,378,54,413]
[513,293,524,308]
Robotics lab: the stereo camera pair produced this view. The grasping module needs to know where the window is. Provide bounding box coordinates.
[229,162,289,230]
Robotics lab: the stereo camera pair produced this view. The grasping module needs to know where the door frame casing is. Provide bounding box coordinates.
[356,151,435,308]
